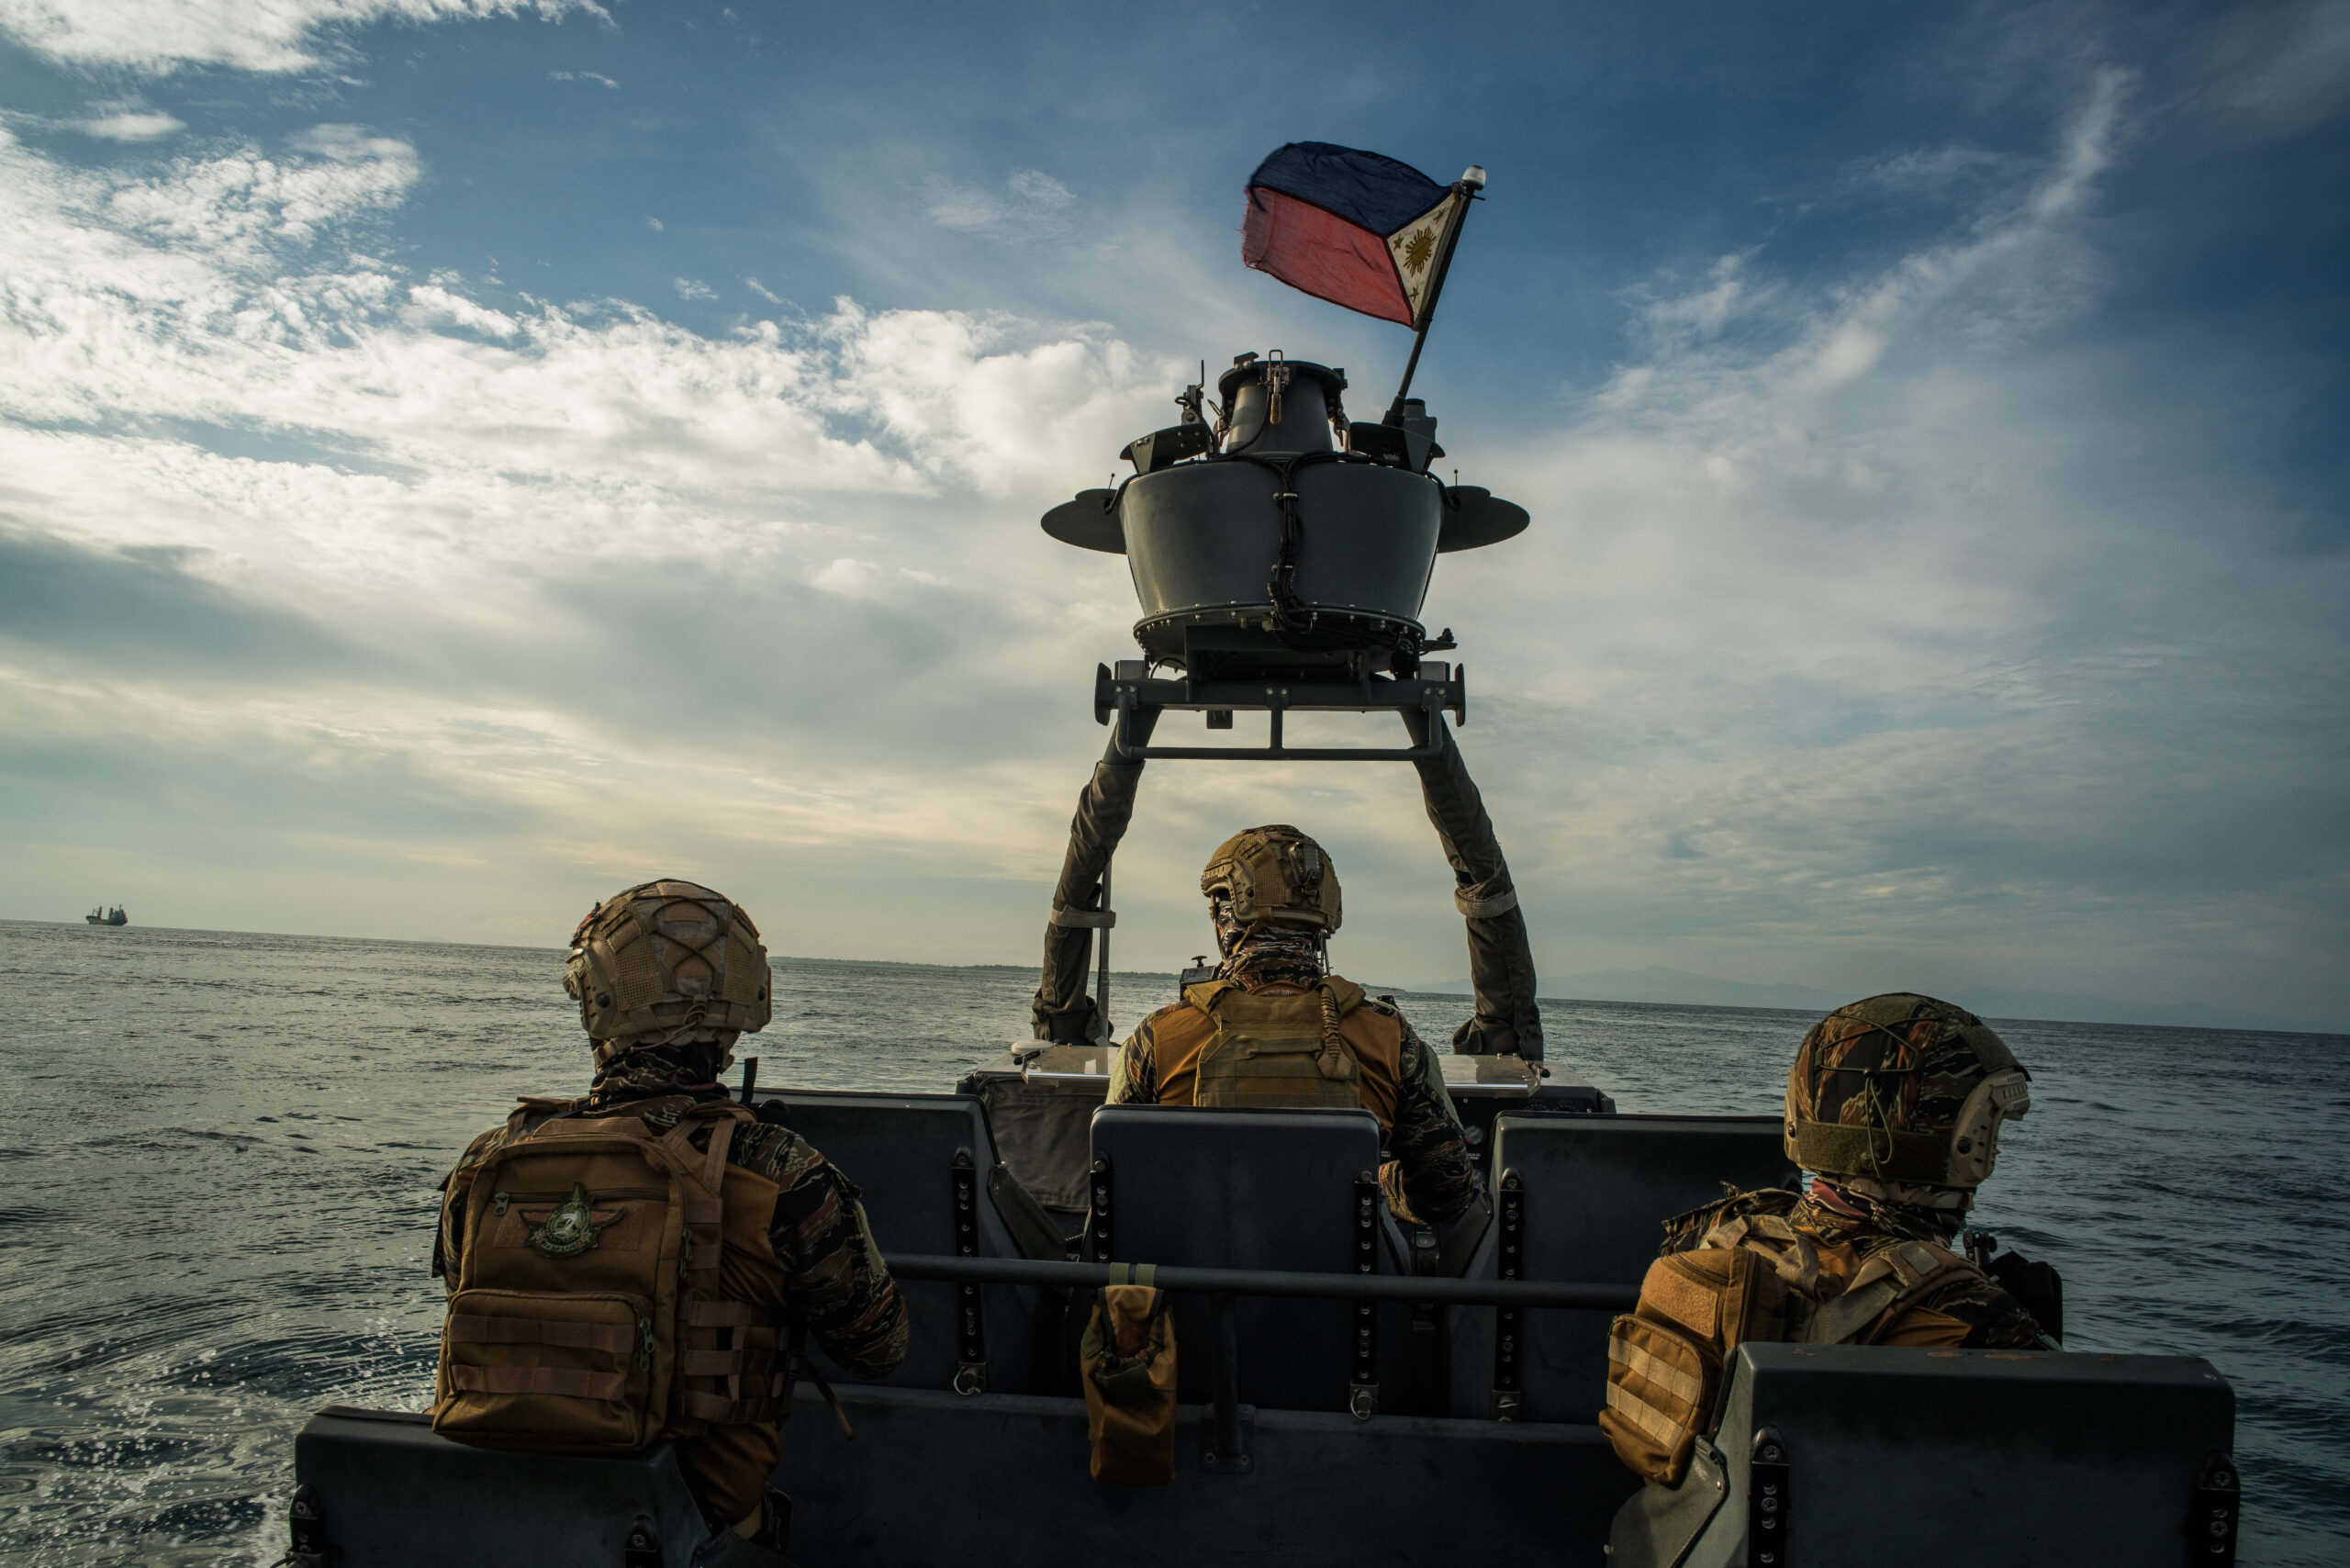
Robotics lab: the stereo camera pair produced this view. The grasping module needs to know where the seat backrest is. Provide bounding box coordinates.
[755,1090,1046,1395]
[1090,1103,1406,1413]
[1450,1113,1797,1420]
[1629,1343,2237,1568]
[293,1407,709,1568]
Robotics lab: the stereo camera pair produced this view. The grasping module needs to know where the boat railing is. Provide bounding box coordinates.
[883,1252,1634,1463]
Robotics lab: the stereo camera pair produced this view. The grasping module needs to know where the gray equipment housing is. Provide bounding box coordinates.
[1030,349,1544,1060]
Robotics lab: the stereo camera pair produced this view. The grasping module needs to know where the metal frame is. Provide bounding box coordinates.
[950,1150,987,1395]
[882,1252,1634,1311]
[1097,662,1466,764]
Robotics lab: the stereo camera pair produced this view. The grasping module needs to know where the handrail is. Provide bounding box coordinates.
[883,1252,1636,1310]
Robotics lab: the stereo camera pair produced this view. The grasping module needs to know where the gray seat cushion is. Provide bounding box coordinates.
[1089,1103,1411,1414]
[1450,1113,1797,1419]
[1617,1342,2236,1567]
[755,1090,1049,1395]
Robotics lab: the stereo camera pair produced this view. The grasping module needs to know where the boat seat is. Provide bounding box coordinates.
[287,1407,724,1567]
[1612,1342,2238,1567]
[1449,1112,1796,1420]
[751,1089,1059,1397]
[1088,1103,1413,1415]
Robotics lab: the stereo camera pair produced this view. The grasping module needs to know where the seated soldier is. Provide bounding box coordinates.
[431,880,909,1558]
[1105,824,1481,1228]
[1602,992,2053,1487]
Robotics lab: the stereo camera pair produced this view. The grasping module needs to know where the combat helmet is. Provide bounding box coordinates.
[564,879,773,1048]
[1200,824,1342,934]
[1785,992,2031,1193]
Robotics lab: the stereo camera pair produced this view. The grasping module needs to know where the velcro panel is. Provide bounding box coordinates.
[1644,1255,1723,1338]
[1791,1118,1951,1183]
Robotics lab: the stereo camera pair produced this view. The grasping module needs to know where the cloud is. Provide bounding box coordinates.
[73,111,187,141]
[0,63,2341,1025]
[922,167,1079,240]
[673,275,716,302]
[0,0,605,75]
[744,276,782,305]
[548,69,616,88]
[0,116,1173,922]
[2196,0,2350,138]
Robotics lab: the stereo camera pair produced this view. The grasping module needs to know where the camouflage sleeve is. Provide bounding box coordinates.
[1104,1019,1157,1105]
[431,1125,508,1287]
[755,1131,911,1379]
[1888,1276,2047,1350]
[1382,1014,1479,1226]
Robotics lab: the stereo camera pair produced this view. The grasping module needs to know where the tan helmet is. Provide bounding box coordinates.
[1200,824,1342,934]
[564,879,773,1046]
[1784,992,2031,1192]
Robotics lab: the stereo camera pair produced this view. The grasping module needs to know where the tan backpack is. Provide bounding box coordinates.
[432,1102,792,1453]
[1183,978,1366,1110]
[1601,1206,1976,1485]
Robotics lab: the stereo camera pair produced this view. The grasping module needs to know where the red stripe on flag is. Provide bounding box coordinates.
[1242,186,1413,326]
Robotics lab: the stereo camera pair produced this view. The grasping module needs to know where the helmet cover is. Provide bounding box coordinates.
[1784,992,2030,1192]
[564,879,773,1047]
[1200,824,1342,934]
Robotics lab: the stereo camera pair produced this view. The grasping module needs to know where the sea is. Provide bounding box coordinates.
[0,918,2342,1565]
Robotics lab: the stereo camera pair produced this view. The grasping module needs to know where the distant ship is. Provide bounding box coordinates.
[84,905,127,926]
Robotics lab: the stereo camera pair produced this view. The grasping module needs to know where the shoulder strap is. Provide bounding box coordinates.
[1801,1238,1975,1344]
[1183,980,1237,1014]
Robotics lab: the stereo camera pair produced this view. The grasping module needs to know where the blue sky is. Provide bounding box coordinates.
[0,0,2344,1031]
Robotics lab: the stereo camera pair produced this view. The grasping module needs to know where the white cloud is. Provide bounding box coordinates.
[744,276,782,305]
[923,167,1080,240]
[673,275,716,302]
[73,111,187,141]
[549,69,616,88]
[0,0,605,75]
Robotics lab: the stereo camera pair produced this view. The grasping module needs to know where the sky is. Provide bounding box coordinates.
[0,0,2344,1032]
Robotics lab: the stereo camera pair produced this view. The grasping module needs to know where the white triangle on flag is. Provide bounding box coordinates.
[1386,193,1461,324]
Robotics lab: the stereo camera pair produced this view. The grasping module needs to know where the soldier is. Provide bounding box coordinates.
[1601,992,2052,1487]
[1105,825,1481,1228]
[431,880,908,1557]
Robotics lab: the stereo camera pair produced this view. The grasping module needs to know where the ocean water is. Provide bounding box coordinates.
[0,918,2342,1564]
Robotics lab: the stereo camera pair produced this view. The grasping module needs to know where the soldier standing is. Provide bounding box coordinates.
[431,880,908,1556]
[1105,825,1482,1228]
[1602,992,2052,1486]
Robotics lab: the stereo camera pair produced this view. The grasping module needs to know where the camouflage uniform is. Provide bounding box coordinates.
[1109,986,1480,1226]
[435,1081,910,1524]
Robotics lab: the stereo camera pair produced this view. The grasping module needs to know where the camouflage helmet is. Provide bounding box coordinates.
[564,879,773,1046]
[1784,993,2031,1192]
[1200,824,1342,934]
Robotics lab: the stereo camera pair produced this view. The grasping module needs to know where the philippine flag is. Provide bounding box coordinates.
[1242,142,1462,328]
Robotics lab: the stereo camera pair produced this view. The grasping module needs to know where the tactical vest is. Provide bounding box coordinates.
[1600,1191,1980,1486]
[1181,978,1369,1111]
[432,1099,794,1454]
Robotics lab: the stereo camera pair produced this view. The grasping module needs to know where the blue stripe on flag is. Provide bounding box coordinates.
[1245,142,1449,238]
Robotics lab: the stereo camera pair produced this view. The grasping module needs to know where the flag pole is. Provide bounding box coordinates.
[1383,164,1486,426]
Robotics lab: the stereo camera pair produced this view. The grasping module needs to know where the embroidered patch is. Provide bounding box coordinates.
[530,1182,623,1259]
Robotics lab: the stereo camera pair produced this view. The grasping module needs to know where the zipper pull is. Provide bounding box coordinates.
[491,1192,511,1216]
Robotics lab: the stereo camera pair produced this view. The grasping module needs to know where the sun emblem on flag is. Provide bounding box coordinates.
[1401,225,1438,276]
